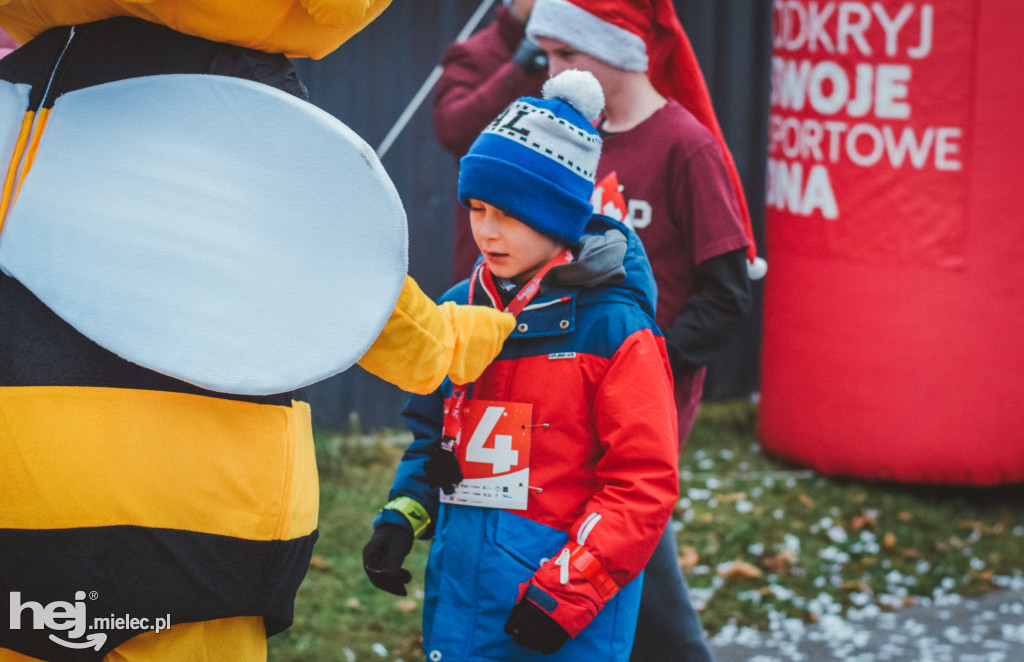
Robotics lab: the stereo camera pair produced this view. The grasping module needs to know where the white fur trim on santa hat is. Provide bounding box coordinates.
[526,0,648,72]
[542,69,605,122]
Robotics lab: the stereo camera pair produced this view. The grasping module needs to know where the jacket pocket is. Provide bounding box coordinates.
[460,511,568,661]
[492,510,568,570]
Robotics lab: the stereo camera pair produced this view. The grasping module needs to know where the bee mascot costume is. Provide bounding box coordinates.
[0,2,514,660]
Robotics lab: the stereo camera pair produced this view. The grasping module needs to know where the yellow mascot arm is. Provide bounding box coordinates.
[357,276,514,394]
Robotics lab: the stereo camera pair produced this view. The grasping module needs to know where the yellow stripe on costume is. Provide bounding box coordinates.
[0,387,318,541]
[0,111,33,230]
[12,107,50,205]
[0,0,394,59]
[0,617,267,662]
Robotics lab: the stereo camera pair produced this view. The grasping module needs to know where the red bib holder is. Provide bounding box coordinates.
[439,250,573,508]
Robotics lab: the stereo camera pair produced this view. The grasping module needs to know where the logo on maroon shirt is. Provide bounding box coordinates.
[592,171,651,229]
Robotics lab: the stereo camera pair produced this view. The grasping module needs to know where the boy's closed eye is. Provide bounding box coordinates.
[467,199,568,285]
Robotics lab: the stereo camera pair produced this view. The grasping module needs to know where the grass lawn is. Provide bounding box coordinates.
[267,401,1024,661]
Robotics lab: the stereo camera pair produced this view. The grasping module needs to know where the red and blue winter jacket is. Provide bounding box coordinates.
[383,215,679,661]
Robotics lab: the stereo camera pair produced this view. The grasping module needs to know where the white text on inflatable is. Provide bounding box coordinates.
[766,1,965,221]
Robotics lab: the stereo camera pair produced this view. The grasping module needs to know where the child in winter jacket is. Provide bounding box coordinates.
[362,69,679,661]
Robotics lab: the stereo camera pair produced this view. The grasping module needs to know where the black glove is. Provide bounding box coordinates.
[504,597,570,655]
[362,523,414,596]
[423,437,463,495]
[512,37,548,74]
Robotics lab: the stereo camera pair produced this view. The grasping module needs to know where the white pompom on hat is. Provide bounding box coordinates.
[541,68,605,122]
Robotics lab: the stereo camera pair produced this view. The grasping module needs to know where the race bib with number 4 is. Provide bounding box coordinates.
[440,399,533,510]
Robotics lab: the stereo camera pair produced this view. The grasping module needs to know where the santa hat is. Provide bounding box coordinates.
[527,0,766,279]
[459,69,605,246]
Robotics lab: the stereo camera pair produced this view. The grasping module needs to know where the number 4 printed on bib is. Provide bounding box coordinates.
[440,399,533,510]
[466,406,519,473]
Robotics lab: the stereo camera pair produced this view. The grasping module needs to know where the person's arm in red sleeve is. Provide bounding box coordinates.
[433,4,547,157]
[506,328,679,647]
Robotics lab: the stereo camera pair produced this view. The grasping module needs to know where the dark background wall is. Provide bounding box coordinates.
[294,0,773,432]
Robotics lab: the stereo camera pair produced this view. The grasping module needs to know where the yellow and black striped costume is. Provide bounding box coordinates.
[0,20,323,661]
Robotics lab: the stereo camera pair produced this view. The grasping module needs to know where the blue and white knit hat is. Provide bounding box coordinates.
[458,69,605,246]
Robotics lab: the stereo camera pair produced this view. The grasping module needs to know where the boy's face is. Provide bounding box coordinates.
[469,200,566,285]
[533,36,619,95]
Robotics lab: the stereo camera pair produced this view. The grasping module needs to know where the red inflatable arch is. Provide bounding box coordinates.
[759,0,1024,485]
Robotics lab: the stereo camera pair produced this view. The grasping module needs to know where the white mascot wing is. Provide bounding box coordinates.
[0,74,408,395]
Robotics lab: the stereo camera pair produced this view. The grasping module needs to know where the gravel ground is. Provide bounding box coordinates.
[708,585,1024,662]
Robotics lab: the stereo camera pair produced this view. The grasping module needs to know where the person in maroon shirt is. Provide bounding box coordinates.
[432,0,547,283]
[593,101,752,432]
[526,0,765,660]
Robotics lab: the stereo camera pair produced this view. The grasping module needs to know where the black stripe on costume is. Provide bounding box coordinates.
[0,269,298,406]
[0,16,308,110]
[0,526,318,662]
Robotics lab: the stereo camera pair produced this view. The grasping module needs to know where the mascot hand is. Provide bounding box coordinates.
[440,301,514,386]
[357,276,513,394]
